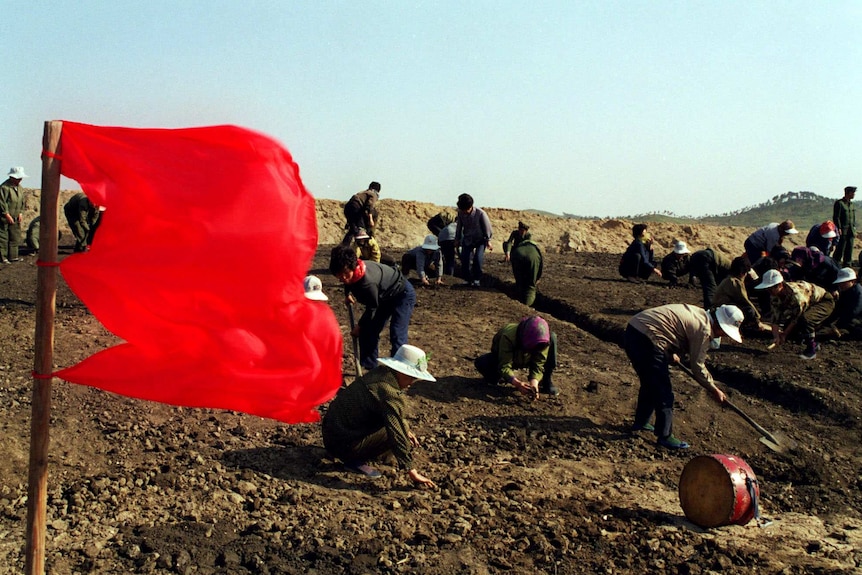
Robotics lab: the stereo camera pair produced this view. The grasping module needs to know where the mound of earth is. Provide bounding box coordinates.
[0,193,858,574]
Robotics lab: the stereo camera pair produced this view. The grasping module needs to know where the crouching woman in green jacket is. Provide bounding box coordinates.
[474,316,559,397]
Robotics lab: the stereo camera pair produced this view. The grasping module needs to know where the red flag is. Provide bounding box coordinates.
[54,122,342,423]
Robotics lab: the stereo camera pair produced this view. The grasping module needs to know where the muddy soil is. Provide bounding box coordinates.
[0,200,860,574]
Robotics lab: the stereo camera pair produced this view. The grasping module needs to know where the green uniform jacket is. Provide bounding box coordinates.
[503,230,531,254]
[321,366,413,469]
[492,323,550,383]
[0,178,24,220]
[833,198,856,235]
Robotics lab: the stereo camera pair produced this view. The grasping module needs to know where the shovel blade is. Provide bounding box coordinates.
[758,436,784,453]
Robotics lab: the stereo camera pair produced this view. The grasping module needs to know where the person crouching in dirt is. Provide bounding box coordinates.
[625,304,744,450]
[660,240,693,288]
[474,316,559,397]
[401,234,444,286]
[353,228,381,262]
[330,244,416,370]
[322,344,436,486]
[711,256,771,336]
[510,237,543,306]
[502,221,531,263]
[787,246,841,290]
[353,228,398,268]
[806,220,839,258]
[818,268,862,340]
[755,269,835,360]
[619,223,660,283]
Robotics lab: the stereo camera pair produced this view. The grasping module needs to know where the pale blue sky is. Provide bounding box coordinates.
[3,1,859,217]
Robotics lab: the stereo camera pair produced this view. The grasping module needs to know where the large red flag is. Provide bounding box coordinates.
[54,122,342,423]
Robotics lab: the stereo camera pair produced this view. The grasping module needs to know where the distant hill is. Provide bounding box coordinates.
[564,191,849,229]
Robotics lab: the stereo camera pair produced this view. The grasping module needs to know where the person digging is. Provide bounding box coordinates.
[624,303,744,450]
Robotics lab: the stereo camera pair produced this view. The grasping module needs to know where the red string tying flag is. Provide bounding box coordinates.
[54,122,342,423]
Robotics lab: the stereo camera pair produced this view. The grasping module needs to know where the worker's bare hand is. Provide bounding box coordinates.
[408,469,436,488]
[407,431,420,447]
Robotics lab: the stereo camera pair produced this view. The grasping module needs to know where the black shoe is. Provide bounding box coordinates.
[540,380,560,396]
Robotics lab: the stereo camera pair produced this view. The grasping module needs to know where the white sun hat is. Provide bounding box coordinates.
[754,269,784,290]
[421,234,440,250]
[834,267,857,284]
[673,241,690,255]
[7,167,27,179]
[378,344,436,382]
[303,275,328,301]
[714,304,744,343]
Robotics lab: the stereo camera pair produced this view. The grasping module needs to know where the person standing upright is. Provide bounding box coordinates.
[0,167,27,264]
[454,193,493,286]
[833,186,857,268]
[342,181,381,245]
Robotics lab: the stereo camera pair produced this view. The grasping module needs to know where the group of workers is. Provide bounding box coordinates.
[620,185,860,450]
[0,167,104,261]
[319,181,862,481]
[316,183,561,484]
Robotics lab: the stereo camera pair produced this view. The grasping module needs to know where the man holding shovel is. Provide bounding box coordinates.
[624,303,744,450]
[329,244,416,371]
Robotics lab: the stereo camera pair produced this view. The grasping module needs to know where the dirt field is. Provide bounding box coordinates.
[0,195,860,574]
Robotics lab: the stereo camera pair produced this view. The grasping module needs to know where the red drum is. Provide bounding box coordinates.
[678,454,760,528]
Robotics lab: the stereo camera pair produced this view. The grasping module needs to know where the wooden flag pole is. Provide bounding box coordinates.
[25,120,63,575]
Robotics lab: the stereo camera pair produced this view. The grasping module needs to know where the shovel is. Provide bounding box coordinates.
[346,302,363,378]
[675,364,796,453]
[723,399,796,453]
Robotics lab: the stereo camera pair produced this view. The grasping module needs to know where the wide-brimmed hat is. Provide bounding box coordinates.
[834,267,857,284]
[714,305,744,343]
[673,241,690,255]
[779,220,798,235]
[303,275,328,301]
[421,234,440,250]
[354,228,370,241]
[378,345,436,382]
[7,167,27,179]
[819,221,838,239]
[755,269,784,289]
